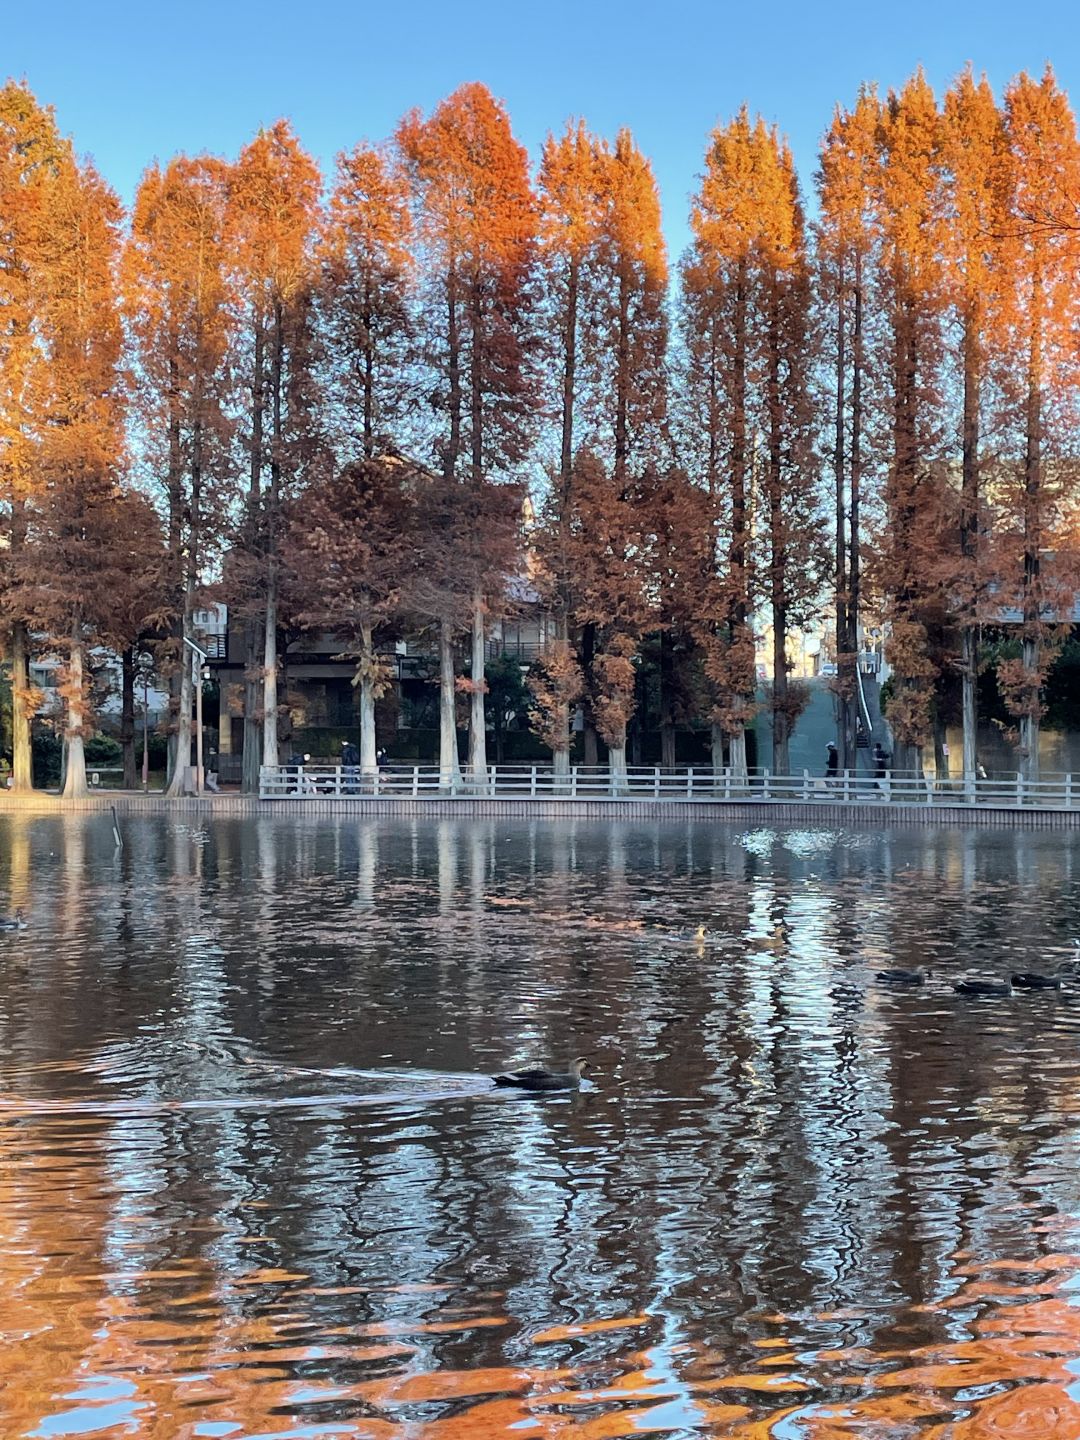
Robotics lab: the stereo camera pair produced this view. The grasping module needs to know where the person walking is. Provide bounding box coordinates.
[873,742,889,779]
[825,742,839,780]
[341,739,359,794]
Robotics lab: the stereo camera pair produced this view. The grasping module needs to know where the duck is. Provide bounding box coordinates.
[0,908,27,932]
[876,966,930,985]
[670,924,707,945]
[493,1057,591,1091]
[1011,970,1064,990]
[954,976,1012,996]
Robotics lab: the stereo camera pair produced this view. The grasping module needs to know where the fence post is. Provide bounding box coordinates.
[843,768,850,804]
[883,770,892,804]
[411,765,419,797]
[1068,773,1073,810]
[530,765,537,797]
[803,768,810,801]
[763,767,771,801]
[654,765,661,799]
[335,766,342,796]
[724,767,731,801]
[687,766,694,799]
[571,766,578,799]
[1016,772,1023,808]
[926,775,934,806]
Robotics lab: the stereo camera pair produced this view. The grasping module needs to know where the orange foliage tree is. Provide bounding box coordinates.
[0,83,70,790]
[228,121,323,785]
[872,71,949,772]
[816,89,881,772]
[993,70,1080,781]
[680,108,825,776]
[8,155,128,797]
[320,143,413,459]
[124,154,236,794]
[397,82,537,787]
[941,69,1012,789]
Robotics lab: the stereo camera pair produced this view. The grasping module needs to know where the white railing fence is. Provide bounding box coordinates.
[258,763,1080,810]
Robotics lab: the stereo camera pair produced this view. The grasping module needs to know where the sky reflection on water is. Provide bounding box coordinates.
[3,814,1080,1436]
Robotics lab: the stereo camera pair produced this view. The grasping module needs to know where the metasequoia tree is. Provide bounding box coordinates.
[321,143,413,459]
[578,128,668,764]
[561,450,653,788]
[124,154,235,794]
[646,466,719,768]
[873,71,948,773]
[679,109,776,775]
[533,120,603,776]
[816,89,881,772]
[12,156,126,797]
[994,70,1080,781]
[0,83,69,790]
[228,121,322,785]
[941,70,1012,791]
[100,491,170,788]
[756,135,825,776]
[397,82,537,786]
[284,456,418,770]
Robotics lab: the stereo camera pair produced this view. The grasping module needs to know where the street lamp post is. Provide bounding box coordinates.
[183,637,208,796]
[141,664,150,792]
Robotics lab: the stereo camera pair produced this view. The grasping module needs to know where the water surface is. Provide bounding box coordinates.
[3,814,1080,1437]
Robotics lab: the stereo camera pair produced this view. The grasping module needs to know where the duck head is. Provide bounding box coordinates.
[569,1057,591,1079]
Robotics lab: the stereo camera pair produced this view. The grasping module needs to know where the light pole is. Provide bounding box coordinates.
[141,663,150,792]
[183,637,208,795]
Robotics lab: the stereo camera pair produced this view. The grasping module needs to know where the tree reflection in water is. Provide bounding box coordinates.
[1,814,1079,1436]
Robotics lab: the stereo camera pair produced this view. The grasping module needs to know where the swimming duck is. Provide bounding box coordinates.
[0,908,27,932]
[670,924,707,945]
[493,1057,591,1091]
[954,977,1012,996]
[1011,970,1064,990]
[876,967,930,985]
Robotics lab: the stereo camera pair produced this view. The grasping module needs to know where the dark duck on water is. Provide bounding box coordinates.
[493,1058,591,1091]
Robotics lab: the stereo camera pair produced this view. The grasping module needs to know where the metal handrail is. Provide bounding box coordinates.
[258,762,1080,809]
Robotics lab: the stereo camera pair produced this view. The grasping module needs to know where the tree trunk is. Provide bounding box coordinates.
[241,621,262,793]
[552,746,571,793]
[659,628,676,769]
[608,731,628,794]
[581,620,598,766]
[711,722,725,774]
[62,628,88,800]
[467,589,487,785]
[121,647,137,790]
[359,622,377,779]
[262,584,279,771]
[438,617,461,792]
[960,294,981,793]
[1020,262,1043,786]
[551,613,572,788]
[772,604,790,778]
[242,319,265,793]
[728,259,751,776]
[833,254,855,771]
[262,301,283,773]
[11,621,32,791]
[962,626,978,798]
[166,634,193,797]
[728,727,748,780]
[848,253,864,760]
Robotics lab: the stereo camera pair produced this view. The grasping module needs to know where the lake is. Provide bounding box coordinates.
[2,812,1080,1438]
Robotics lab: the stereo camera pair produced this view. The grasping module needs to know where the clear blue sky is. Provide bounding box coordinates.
[7,1,1079,258]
